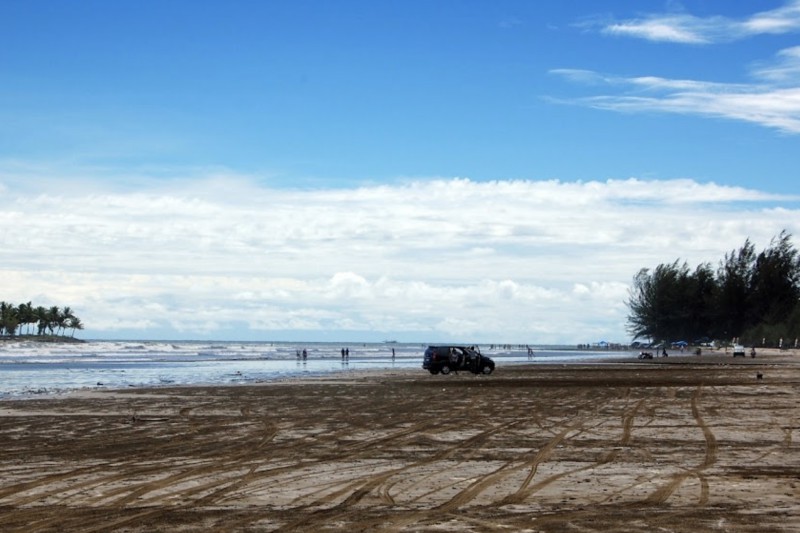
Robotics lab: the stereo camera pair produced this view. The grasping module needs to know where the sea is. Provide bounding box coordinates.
[0,340,630,399]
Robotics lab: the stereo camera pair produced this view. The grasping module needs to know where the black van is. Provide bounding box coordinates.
[422,345,495,375]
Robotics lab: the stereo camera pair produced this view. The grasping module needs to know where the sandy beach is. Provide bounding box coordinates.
[1,350,798,532]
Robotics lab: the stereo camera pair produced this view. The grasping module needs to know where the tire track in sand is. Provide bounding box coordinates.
[645,385,716,505]
[371,398,608,533]
[497,399,646,508]
[106,413,279,508]
[271,419,527,532]
[330,419,525,507]
[496,398,643,508]
[439,402,600,512]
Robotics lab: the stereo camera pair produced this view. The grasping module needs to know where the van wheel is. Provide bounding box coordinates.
[440,365,451,375]
[429,369,439,375]
[482,365,494,375]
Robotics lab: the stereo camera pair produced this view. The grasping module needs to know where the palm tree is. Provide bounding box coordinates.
[67,316,84,337]
[2,302,84,339]
[0,301,7,336]
[57,307,75,336]
[1,302,19,337]
[17,302,34,335]
[47,306,60,336]
[35,306,48,335]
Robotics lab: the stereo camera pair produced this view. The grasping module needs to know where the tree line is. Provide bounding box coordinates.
[0,302,84,338]
[627,231,800,347]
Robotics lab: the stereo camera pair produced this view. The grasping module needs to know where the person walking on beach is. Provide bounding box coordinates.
[302,348,307,360]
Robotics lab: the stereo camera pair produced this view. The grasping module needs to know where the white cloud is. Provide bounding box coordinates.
[562,4,800,132]
[742,0,800,35]
[1,174,798,344]
[602,15,715,44]
[551,45,800,134]
[593,1,800,43]
[753,45,800,84]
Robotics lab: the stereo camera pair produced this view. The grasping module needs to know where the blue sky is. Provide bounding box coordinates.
[2,1,800,343]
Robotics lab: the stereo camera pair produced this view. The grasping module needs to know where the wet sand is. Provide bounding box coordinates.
[0,351,799,532]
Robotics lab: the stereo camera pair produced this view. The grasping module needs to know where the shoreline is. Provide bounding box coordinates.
[0,335,86,344]
[0,344,795,402]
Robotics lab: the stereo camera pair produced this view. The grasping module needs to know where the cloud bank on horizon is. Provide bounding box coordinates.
[2,1,800,343]
[2,173,798,343]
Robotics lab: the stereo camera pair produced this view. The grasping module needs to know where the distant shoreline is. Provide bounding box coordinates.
[0,335,85,344]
